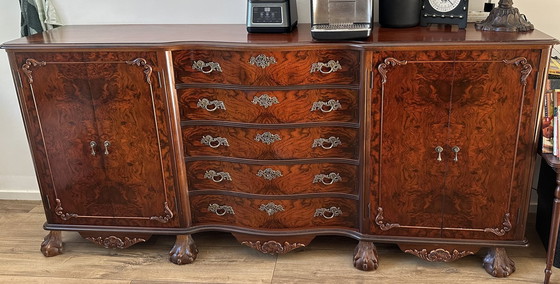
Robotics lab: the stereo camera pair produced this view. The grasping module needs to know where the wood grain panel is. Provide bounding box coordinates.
[190,194,358,229]
[186,160,358,195]
[183,126,359,159]
[173,49,360,86]
[178,88,359,123]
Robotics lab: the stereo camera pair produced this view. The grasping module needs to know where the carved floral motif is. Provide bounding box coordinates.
[484,213,511,236]
[241,240,305,254]
[86,236,146,249]
[150,202,174,223]
[21,58,47,84]
[378,57,408,84]
[375,207,400,231]
[55,199,78,220]
[503,57,532,86]
[404,248,474,262]
[125,58,153,84]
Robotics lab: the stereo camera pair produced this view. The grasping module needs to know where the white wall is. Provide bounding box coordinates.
[0,0,558,200]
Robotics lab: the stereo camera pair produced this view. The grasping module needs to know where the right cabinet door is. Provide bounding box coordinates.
[370,49,542,241]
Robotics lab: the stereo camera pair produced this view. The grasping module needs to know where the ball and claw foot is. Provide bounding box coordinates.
[483,247,516,277]
[353,241,379,271]
[169,235,198,265]
[40,231,63,257]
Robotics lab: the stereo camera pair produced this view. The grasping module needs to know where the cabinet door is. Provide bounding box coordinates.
[442,50,541,240]
[370,51,454,238]
[16,52,180,227]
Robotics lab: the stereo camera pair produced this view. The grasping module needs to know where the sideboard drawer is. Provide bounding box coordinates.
[186,160,358,195]
[183,126,359,159]
[173,49,360,86]
[190,194,358,229]
[178,88,359,124]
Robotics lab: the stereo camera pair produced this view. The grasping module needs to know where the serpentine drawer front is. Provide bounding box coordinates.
[173,49,360,86]
[178,88,359,124]
[3,24,556,279]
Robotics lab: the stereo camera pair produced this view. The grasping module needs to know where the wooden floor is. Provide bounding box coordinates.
[0,200,556,283]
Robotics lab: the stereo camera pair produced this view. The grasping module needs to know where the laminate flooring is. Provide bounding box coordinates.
[0,200,555,283]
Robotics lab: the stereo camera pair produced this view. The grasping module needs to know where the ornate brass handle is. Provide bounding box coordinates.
[435,146,444,162]
[103,141,111,155]
[314,207,343,219]
[90,141,97,156]
[192,60,222,74]
[252,94,279,108]
[452,146,460,162]
[208,204,235,216]
[201,135,229,148]
[313,173,342,185]
[310,60,342,74]
[197,98,226,112]
[249,54,277,69]
[204,170,232,183]
[311,99,342,113]
[312,137,342,149]
[256,168,283,180]
[259,202,285,216]
[255,132,281,145]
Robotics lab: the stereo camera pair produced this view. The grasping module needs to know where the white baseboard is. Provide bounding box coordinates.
[0,175,41,200]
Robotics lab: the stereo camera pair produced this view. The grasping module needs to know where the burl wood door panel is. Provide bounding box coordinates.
[370,52,455,238]
[178,88,359,124]
[441,50,541,240]
[190,194,358,229]
[173,49,360,86]
[183,126,359,159]
[15,52,179,227]
[186,160,358,195]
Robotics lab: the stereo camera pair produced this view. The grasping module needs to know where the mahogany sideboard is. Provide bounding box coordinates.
[2,23,558,278]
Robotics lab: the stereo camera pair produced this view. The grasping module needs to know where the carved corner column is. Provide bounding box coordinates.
[483,248,516,277]
[169,235,198,265]
[40,231,63,257]
[353,241,379,271]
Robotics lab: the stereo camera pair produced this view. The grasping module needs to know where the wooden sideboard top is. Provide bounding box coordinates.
[2,23,558,49]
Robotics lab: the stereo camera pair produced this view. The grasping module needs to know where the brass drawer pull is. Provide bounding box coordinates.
[259,202,285,216]
[257,168,283,180]
[89,141,97,156]
[255,132,281,145]
[312,137,341,149]
[252,94,279,108]
[249,54,277,69]
[192,60,222,74]
[204,170,232,183]
[197,98,226,112]
[208,204,235,216]
[310,60,342,74]
[452,146,460,162]
[103,141,111,155]
[313,173,342,185]
[201,135,229,148]
[311,99,342,113]
[435,146,444,162]
[314,207,343,219]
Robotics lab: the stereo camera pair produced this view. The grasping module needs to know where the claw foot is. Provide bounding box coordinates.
[169,235,198,265]
[40,231,63,257]
[353,241,379,271]
[483,247,516,277]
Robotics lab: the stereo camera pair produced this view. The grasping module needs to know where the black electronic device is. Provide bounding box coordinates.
[420,0,469,29]
[246,0,298,33]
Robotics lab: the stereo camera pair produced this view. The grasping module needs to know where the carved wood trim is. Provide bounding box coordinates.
[125,58,153,84]
[54,199,78,220]
[375,207,400,231]
[85,236,146,249]
[150,202,174,223]
[378,57,408,84]
[404,248,475,262]
[503,57,532,86]
[484,213,512,236]
[21,58,46,84]
[241,240,305,254]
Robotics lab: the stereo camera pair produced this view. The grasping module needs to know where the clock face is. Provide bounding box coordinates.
[427,0,461,12]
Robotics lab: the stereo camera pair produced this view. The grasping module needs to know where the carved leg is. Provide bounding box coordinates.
[353,241,379,271]
[40,231,63,257]
[483,247,516,277]
[169,235,198,265]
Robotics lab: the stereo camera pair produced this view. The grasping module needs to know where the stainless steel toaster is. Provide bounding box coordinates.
[311,0,373,40]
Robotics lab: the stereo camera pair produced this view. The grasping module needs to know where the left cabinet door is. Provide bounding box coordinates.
[13,52,181,228]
